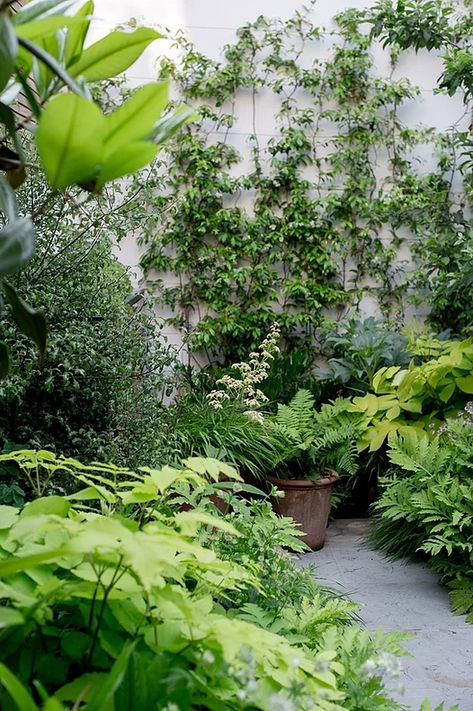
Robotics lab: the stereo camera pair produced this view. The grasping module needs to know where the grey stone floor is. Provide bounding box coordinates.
[300,519,473,711]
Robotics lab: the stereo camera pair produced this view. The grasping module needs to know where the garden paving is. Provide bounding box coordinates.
[300,519,473,710]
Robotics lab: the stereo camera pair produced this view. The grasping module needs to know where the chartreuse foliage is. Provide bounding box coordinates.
[370,423,473,623]
[0,451,349,710]
[346,338,473,451]
[0,0,193,377]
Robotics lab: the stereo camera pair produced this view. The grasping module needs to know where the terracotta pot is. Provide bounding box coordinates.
[267,469,338,550]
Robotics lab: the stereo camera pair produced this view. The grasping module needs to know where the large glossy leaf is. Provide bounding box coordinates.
[0,218,36,277]
[0,15,18,94]
[0,608,24,630]
[15,16,83,43]
[12,0,78,26]
[68,28,162,82]
[0,663,38,711]
[103,82,169,155]
[65,1,94,66]
[3,281,47,357]
[95,142,158,190]
[36,93,104,189]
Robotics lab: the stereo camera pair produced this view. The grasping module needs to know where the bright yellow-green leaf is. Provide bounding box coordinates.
[372,366,400,393]
[399,397,423,413]
[65,1,94,66]
[386,404,401,420]
[174,510,240,537]
[455,374,473,394]
[68,28,162,82]
[439,382,456,402]
[0,505,19,530]
[37,93,105,189]
[15,16,83,42]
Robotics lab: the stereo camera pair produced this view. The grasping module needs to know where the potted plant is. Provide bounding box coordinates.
[266,390,359,550]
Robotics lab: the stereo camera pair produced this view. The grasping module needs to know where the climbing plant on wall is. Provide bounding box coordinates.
[138,4,469,364]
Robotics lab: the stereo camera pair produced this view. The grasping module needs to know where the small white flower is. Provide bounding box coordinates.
[202,650,215,665]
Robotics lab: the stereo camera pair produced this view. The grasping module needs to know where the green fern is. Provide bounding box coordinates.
[274,388,316,445]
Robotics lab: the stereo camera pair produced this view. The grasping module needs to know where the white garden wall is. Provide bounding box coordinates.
[90,0,468,357]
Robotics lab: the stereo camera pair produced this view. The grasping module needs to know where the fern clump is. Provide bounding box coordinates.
[269,389,359,480]
[370,422,473,622]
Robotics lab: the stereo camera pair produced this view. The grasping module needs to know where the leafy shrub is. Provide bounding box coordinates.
[0,450,410,710]
[0,173,177,467]
[346,337,473,451]
[369,420,473,622]
[315,317,409,396]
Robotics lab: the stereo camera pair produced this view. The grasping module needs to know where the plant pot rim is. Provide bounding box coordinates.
[267,468,339,488]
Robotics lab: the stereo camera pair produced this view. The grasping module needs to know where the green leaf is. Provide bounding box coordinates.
[455,375,473,394]
[0,505,19,529]
[65,1,94,66]
[15,16,84,43]
[85,641,137,711]
[3,281,47,357]
[68,28,162,82]
[36,93,104,189]
[0,217,35,277]
[95,142,158,190]
[21,496,70,518]
[103,82,169,155]
[0,342,10,379]
[0,14,18,94]
[0,608,24,629]
[12,0,78,26]
[0,662,39,711]
[147,106,196,144]
[0,549,65,578]
[439,382,456,402]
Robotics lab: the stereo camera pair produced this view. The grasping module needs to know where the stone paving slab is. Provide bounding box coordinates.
[300,519,473,710]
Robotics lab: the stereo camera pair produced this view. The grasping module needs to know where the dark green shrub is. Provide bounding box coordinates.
[0,174,177,467]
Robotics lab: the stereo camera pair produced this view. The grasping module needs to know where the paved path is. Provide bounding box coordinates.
[300,519,473,710]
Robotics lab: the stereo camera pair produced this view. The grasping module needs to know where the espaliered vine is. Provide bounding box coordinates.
[138,4,468,364]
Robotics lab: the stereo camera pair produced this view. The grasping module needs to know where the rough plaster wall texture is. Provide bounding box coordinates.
[91,0,467,359]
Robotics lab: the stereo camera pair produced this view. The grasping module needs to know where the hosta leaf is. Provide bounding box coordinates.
[3,281,47,357]
[0,15,18,94]
[455,374,473,394]
[37,93,105,189]
[68,28,162,82]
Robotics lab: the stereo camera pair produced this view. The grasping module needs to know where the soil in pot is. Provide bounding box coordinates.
[268,470,338,550]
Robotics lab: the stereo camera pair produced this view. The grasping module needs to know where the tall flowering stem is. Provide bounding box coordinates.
[207,325,281,421]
